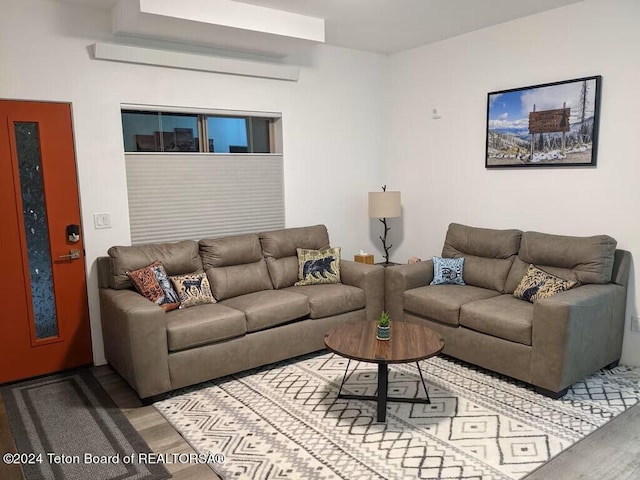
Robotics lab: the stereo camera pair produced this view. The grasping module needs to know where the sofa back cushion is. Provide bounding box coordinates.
[199,234,272,300]
[505,231,617,292]
[199,234,263,268]
[259,225,331,289]
[442,223,522,293]
[108,240,203,290]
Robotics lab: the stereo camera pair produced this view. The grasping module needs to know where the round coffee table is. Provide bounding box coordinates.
[324,320,444,422]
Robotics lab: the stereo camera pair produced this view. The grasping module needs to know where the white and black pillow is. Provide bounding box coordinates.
[431,256,466,286]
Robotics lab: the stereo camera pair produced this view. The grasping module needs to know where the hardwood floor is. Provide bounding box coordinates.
[0,395,22,480]
[523,400,640,479]
[2,365,640,480]
[91,366,221,480]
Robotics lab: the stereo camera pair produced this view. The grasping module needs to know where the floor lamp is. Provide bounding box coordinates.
[368,186,401,265]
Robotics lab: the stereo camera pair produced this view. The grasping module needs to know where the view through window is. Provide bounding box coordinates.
[121,109,279,154]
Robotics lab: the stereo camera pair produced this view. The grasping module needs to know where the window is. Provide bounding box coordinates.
[122,110,199,152]
[121,106,284,244]
[122,109,279,153]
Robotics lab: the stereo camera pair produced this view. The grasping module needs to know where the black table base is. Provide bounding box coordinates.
[336,359,431,422]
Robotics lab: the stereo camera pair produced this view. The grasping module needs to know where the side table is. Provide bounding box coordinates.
[376,261,401,267]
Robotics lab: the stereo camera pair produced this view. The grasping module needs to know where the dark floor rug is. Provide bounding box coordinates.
[1,369,170,480]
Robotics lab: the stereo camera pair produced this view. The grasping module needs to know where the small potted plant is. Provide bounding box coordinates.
[377,311,391,340]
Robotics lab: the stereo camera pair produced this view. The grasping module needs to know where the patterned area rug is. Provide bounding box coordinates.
[155,352,640,479]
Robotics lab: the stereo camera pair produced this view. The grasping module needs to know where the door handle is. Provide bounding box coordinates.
[59,249,81,260]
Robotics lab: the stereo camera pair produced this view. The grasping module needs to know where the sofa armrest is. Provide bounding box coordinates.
[99,288,172,398]
[384,260,434,321]
[340,260,385,322]
[611,249,631,287]
[530,283,627,392]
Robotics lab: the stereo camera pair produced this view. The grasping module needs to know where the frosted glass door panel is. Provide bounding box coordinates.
[14,122,58,339]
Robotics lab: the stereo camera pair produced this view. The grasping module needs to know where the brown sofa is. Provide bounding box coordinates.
[385,223,631,398]
[97,225,384,399]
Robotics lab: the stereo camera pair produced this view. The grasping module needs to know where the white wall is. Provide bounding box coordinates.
[6,0,637,368]
[0,0,388,364]
[388,0,640,365]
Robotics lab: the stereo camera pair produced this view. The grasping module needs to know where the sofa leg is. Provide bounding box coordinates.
[605,359,620,369]
[534,386,568,399]
[140,393,170,406]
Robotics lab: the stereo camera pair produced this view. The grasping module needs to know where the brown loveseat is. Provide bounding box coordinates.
[385,223,631,398]
[97,225,384,399]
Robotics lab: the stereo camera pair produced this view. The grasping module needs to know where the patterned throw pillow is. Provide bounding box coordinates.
[513,264,577,303]
[149,262,181,311]
[431,256,466,285]
[126,261,180,311]
[295,247,341,286]
[170,273,216,308]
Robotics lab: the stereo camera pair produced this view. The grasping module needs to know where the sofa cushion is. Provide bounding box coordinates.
[126,261,180,311]
[442,223,521,293]
[505,257,577,293]
[431,256,465,285]
[513,264,578,303]
[206,260,273,301]
[260,224,330,259]
[265,256,300,290]
[295,247,341,286]
[199,233,273,300]
[220,290,309,333]
[505,231,617,292]
[404,285,500,326]
[284,284,364,319]
[150,262,182,309]
[460,295,534,345]
[170,273,216,308]
[125,262,166,307]
[166,303,246,352]
[199,234,263,268]
[108,240,203,290]
[260,225,330,289]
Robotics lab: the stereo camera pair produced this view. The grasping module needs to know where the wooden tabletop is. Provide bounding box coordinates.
[324,320,444,364]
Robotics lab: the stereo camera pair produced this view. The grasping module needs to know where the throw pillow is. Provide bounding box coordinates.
[170,272,216,308]
[295,247,341,286]
[149,262,181,311]
[513,264,578,303]
[431,256,466,285]
[126,262,180,311]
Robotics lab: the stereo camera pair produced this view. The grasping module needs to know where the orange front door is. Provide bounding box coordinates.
[0,100,92,383]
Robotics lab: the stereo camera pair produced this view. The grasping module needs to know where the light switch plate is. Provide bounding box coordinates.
[94,213,111,229]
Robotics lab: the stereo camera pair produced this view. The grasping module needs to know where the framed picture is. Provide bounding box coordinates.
[485,76,601,168]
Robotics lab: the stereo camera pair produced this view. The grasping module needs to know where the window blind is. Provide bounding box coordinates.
[125,154,285,244]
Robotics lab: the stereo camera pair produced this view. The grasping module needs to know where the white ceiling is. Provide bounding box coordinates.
[59,0,584,55]
[237,0,584,54]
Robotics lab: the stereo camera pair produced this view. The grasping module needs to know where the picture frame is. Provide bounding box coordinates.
[485,75,601,168]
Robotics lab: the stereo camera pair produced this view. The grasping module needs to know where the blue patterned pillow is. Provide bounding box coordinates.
[431,256,465,285]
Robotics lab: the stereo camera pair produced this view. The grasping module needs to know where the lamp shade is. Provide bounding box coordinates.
[368,191,401,218]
